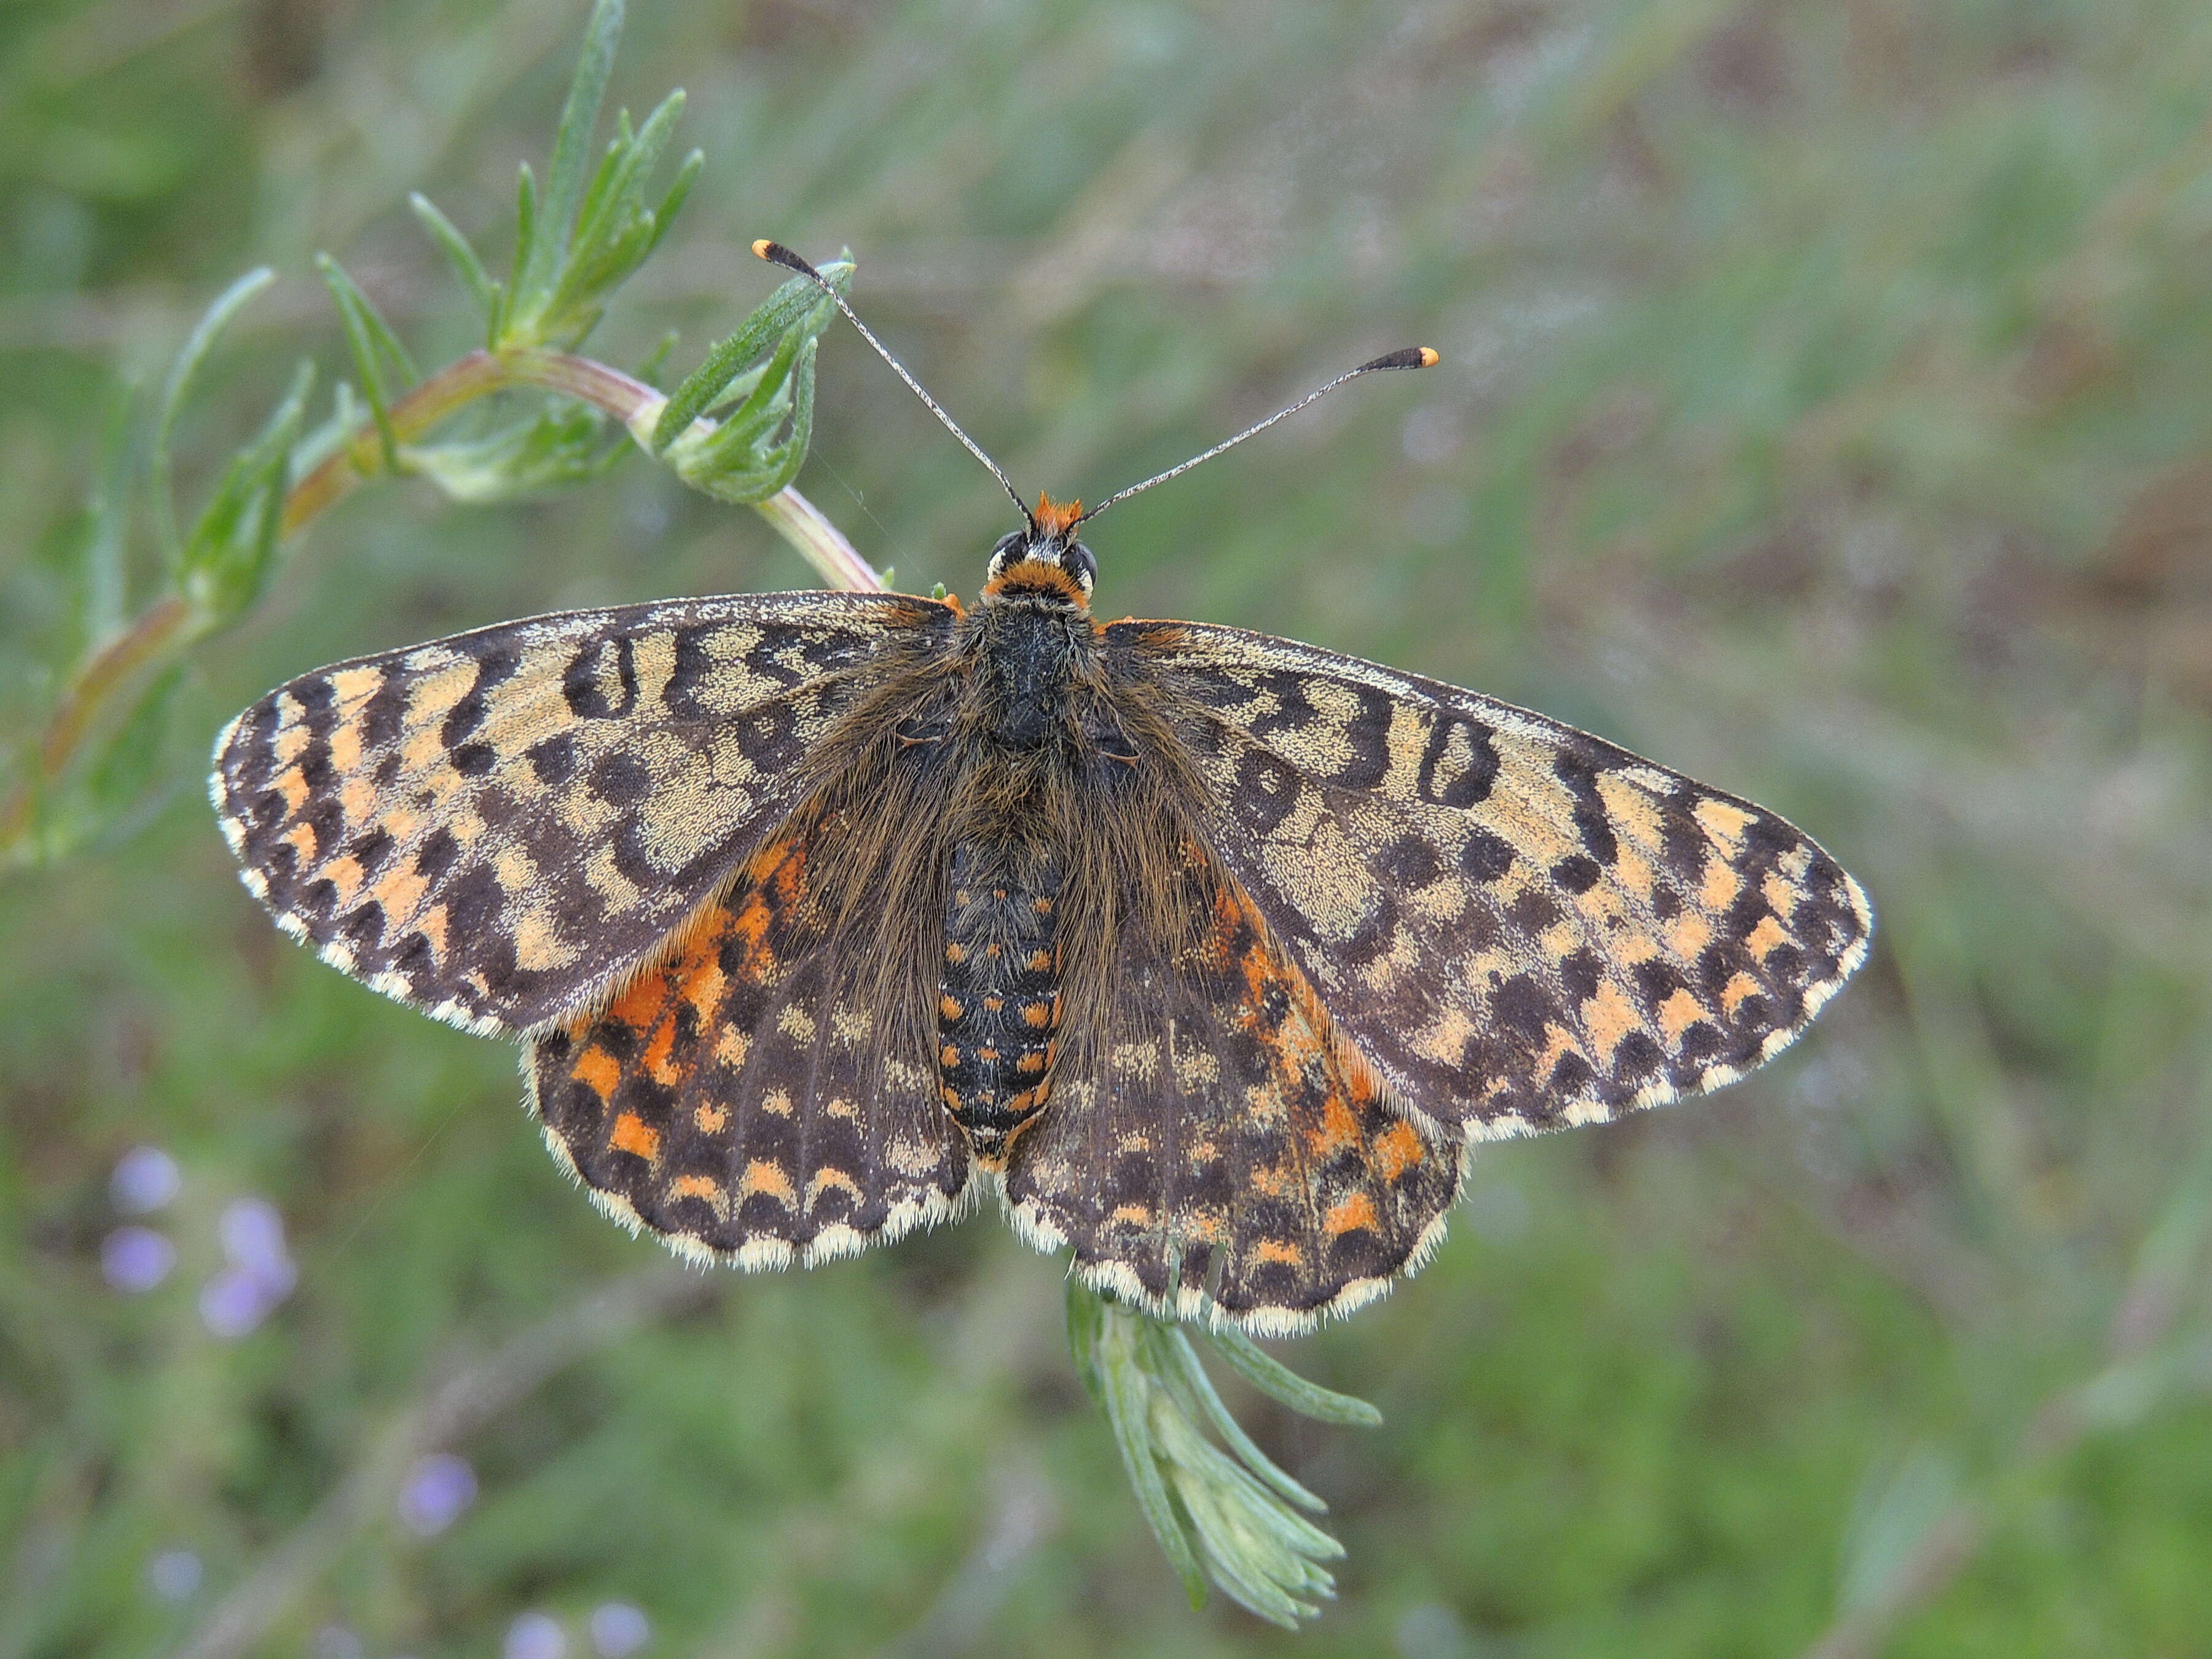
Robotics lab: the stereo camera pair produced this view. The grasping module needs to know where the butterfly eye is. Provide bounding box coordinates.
[986,531,1026,578]
[1065,541,1097,592]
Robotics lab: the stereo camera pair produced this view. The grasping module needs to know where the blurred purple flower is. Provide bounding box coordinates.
[147,1549,201,1601]
[398,1453,478,1536]
[102,1226,176,1293]
[199,1196,298,1338]
[506,1611,566,1659]
[111,1146,181,1214]
[200,1269,278,1338]
[589,1603,649,1658]
[218,1197,296,1290]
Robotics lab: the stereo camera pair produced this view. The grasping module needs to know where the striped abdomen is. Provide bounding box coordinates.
[936,842,1062,1168]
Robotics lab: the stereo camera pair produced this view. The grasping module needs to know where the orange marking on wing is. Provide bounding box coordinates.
[680,948,727,1024]
[1305,1091,1361,1159]
[605,967,670,1031]
[641,1015,681,1087]
[1022,1002,1051,1029]
[806,1167,862,1206]
[695,1102,728,1133]
[320,855,366,904]
[1762,870,1802,920]
[1249,1163,1293,1198]
[610,1112,660,1161]
[1253,1239,1303,1266]
[1657,987,1705,1042]
[738,1159,795,1206]
[671,1174,722,1202]
[1373,1121,1426,1182]
[570,1045,621,1102]
[1744,914,1788,959]
[1720,971,1763,1014]
[1700,860,1741,912]
[1666,909,1714,960]
[1324,1193,1380,1238]
[1581,979,1642,1064]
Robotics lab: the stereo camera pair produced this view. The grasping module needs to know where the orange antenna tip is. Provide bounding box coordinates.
[751,238,773,259]
[1418,346,1440,367]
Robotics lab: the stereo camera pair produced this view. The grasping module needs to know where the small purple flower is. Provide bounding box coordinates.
[200,1196,298,1338]
[111,1146,181,1214]
[398,1453,478,1536]
[218,1198,296,1292]
[590,1603,649,1658]
[147,1549,202,1601]
[103,1226,176,1293]
[199,1268,279,1338]
[505,1611,566,1659]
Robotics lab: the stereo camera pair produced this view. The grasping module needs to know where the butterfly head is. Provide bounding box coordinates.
[982,493,1096,606]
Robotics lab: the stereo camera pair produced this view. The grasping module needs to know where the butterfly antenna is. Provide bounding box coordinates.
[754,240,1033,528]
[1075,346,1440,527]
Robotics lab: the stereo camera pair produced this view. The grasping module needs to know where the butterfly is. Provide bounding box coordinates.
[211,246,1871,1335]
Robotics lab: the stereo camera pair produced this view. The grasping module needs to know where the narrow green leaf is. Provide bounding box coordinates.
[409,192,498,331]
[316,254,415,473]
[180,358,312,619]
[1097,1319,1206,1607]
[568,131,630,264]
[1153,1325,1328,1513]
[652,263,847,452]
[644,149,703,261]
[1202,1325,1383,1427]
[508,161,539,337]
[152,266,275,568]
[81,380,140,646]
[525,0,623,305]
[749,337,817,498]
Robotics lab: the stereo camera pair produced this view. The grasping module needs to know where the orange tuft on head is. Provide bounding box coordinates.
[1033,493,1083,538]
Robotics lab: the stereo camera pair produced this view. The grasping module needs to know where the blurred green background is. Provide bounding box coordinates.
[6,0,2212,1653]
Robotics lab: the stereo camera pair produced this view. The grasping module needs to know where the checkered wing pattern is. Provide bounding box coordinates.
[528,812,973,1266]
[1006,841,1465,1335]
[1115,622,1873,1140]
[211,592,951,1034]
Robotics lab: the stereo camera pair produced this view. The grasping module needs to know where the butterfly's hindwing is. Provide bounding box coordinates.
[211,592,952,1033]
[1113,622,1873,1139]
[1005,841,1465,1335]
[528,813,974,1266]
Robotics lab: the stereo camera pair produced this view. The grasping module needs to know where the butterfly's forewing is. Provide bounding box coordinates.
[211,592,953,1034]
[528,811,973,1268]
[1006,839,1465,1335]
[1115,622,1873,1139]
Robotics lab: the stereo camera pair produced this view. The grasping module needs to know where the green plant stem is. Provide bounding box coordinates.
[0,595,198,857]
[1,347,877,868]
